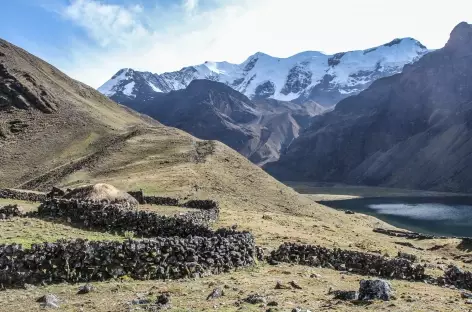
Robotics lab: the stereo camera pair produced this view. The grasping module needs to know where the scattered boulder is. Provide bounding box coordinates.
[462,292,472,299]
[207,287,224,300]
[358,279,393,301]
[267,301,278,306]
[275,281,291,290]
[156,293,171,306]
[244,293,267,304]
[36,294,60,308]
[397,252,417,262]
[290,281,303,289]
[344,210,355,214]
[77,284,94,295]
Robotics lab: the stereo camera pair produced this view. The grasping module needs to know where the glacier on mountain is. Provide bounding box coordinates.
[98,38,429,106]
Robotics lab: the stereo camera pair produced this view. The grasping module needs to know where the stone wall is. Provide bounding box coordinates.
[0,204,23,220]
[0,189,46,202]
[270,242,426,280]
[35,199,218,238]
[442,265,472,291]
[0,234,255,287]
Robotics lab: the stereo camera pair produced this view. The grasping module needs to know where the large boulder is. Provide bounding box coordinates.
[358,279,393,301]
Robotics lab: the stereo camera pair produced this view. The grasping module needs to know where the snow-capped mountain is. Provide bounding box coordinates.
[99,38,429,106]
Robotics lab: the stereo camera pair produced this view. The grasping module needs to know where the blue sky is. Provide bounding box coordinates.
[1,0,470,88]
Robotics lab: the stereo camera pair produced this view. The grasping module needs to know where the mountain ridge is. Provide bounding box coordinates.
[98,37,428,106]
[265,22,472,193]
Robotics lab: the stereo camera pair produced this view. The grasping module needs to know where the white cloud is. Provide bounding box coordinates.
[63,0,148,47]
[57,0,472,88]
[183,0,199,14]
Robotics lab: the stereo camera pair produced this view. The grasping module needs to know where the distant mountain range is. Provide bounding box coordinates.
[266,22,472,193]
[99,38,428,106]
[97,37,429,165]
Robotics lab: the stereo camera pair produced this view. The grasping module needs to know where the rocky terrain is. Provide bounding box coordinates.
[112,79,325,165]
[266,22,472,193]
[99,38,428,106]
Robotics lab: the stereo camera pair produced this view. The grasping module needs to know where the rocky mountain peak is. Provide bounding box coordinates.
[445,22,472,53]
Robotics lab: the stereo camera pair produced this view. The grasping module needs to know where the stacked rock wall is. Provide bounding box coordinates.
[0,189,46,202]
[443,265,472,291]
[270,242,426,280]
[0,234,255,287]
[36,199,218,238]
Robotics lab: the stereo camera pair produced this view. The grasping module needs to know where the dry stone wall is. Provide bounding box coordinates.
[270,242,426,280]
[0,234,255,287]
[35,199,219,238]
[442,265,472,291]
[0,198,257,287]
[0,188,46,202]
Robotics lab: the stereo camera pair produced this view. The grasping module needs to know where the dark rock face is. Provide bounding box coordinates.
[0,62,56,114]
[269,242,426,280]
[254,81,275,99]
[266,22,472,193]
[113,79,324,165]
[358,279,393,301]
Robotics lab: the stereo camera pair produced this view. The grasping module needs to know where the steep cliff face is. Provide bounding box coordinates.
[266,22,472,193]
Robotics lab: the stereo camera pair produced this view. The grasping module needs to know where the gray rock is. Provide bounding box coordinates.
[207,287,224,300]
[358,279,393,301]
[36,294,60,309]
[290,281,303,289]
[244,293,267,304]
[77,284,94,295]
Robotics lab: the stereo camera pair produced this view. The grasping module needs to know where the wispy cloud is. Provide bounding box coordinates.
[183,0,199,14]
[63,0,148,47]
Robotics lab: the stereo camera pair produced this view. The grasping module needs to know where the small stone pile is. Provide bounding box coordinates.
[442,265,472,291]
[0,189,46,202]
[270,242,426,280]
[0,234,256,287]
[0,204,23,220]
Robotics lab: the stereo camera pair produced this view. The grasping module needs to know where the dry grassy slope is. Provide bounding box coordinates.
[0,38,310,216]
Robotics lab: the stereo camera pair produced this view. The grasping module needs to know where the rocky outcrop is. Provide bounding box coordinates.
[269,242,426,280]
[266,22,472,193]
[0,62,56,114]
